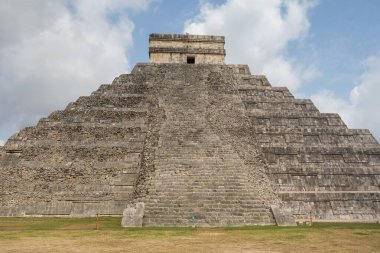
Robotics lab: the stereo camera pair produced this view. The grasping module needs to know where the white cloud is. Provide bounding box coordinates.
[0,139,4,146]
[311,54,380,140]
[184,0,318,89]
[0,0,151,142]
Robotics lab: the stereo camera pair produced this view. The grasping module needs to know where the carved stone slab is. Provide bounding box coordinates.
[271,205,297,226]
[121,202,145,227]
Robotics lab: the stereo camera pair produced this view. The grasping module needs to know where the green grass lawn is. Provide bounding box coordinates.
[0,217,379,253]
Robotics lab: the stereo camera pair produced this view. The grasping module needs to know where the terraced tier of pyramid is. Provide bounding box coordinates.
[0,34,379,226]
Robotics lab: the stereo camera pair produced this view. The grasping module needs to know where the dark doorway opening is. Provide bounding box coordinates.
[187,56,195,64]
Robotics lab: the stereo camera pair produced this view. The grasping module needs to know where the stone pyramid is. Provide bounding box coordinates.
[0,34,379,226]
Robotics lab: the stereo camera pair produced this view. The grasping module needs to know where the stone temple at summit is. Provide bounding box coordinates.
[0,33,379,226]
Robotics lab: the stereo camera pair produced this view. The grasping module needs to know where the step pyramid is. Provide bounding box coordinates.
[0,34,379,226]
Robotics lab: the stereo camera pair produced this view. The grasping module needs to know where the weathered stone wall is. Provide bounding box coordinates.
[0,75,152,216]
[0,62,379,224]
[149,53,224,64]
[235,70,380,221]
[150,40,223,50]
[149,33,225,64]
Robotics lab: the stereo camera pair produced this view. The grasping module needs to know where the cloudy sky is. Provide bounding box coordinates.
[1,0,380,146]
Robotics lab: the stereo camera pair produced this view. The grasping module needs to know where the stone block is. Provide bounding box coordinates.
[121,202,145,227]
[271,206,296,226]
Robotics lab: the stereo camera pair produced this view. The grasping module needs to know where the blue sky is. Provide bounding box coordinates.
[298,0,380,96]
[1,0,380,145]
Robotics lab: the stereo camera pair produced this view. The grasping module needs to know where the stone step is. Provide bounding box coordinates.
[229,64,252,75]
[260,142,380,151]
[20,145,144,160]
[14,141,144,149]
[265,156,380,166]
[112,74,135,84]
[237,75,270,86]
[262,150,380,165]
[69,95,147,109]
[242,99,319,112]
[143,211,271,218]
[250,127,377,146]
[247,110,341,119]
[242,97,314,104]
[250,126,370,135]
[7,138,145,150]
[48,108,148,123]
[272,175,379,190]
[238,85,293,97]
[36,117,147,129]
[261,145,380,154]
[238,85,290,92]
[268,164,380,174]
[255,134,378,146]
[13,125,146,142]
[280,196,380,220]
[248,113,346,127]
[247,110,320,118]
[93,83,151,95]
[280,191,380,200]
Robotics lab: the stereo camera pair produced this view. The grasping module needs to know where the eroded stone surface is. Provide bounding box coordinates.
[121,202,145,227]
[149,33,225,64]
[271,206,296,226]
[0,57,379,225]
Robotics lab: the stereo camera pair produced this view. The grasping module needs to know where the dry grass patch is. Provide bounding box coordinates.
[0,218,379,253]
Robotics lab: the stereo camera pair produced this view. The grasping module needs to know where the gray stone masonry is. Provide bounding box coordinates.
[0,63,379,225]
[149,33,225,64]
[271,205,296,226]
[121,202,145,227]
